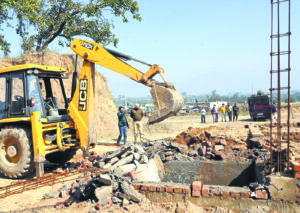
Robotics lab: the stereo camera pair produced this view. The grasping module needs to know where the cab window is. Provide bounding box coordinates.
[10,73,26,115]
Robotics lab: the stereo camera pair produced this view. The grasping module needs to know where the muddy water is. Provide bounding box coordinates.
[163,158,261,186]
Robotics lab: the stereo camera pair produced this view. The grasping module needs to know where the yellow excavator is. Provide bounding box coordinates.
[0,39,184,178]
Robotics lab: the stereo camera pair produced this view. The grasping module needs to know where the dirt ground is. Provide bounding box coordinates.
[0,105,300,212]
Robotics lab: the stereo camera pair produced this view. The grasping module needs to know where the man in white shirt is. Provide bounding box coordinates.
[201,107,206,123]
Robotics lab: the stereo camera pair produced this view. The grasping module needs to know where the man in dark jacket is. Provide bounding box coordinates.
[117,106,129,145]
[130,104,144,143]
[233,103,239,121]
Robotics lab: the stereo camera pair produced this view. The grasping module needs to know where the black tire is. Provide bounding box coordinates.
[0,127,34,178]
[45,149,77,164]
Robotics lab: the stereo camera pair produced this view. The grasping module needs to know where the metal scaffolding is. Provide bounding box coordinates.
[270,0,291,175]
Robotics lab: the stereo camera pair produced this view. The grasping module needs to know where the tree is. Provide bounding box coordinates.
[0,0,141,55]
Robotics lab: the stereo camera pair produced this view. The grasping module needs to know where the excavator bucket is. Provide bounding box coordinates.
[148,84,184,124]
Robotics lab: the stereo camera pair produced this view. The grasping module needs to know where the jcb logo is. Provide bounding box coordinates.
[79,79,88,111]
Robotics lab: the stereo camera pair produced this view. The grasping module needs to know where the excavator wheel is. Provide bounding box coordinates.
[0,127,34,178]
[45,149,77,164]
[148,84,184,124]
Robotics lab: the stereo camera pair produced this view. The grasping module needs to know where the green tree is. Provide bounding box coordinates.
[0,0,141,55]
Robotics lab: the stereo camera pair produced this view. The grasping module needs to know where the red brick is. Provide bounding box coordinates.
[291,132,297,136]
[140,185,148,191]
[295,172,300,179]
[133,184,140,190]
[262,190,268,199]
[202,185,210,196]
[192,181,202,192]
[293,163,300,172]
[295,135,300,140]
[230,191,240,198]
[241,191,251,198]
[166,185,173,193]
[297,132,300,135]
[211,188,220,196]
[192,190,201,197]
[149,185,156,192]
[221,191,230,198]
[157,185,165,192]
[83,160,93,168]
[256,190,263,199]
[182,186,190,194]
[174,187,182,194]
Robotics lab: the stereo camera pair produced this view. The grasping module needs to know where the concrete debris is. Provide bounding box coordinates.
[95,185,112,206]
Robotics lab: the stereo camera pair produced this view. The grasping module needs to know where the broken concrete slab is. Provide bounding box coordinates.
[98,174,112,185]
[110,154,134,170]
[265,176,297,202]
[103,144,132,161]
[135,159,161,182]
[95,185,113,206]
[153,154,165,180]
[120,181,141,203]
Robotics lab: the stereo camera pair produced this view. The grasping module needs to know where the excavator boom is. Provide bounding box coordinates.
[70,39,184,124]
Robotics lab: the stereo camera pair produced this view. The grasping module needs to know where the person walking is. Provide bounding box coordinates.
[211,105,217,123]
[201,106,206,123]
[227,104,232,122]
[130,104,144,143]
[220,103,227,122]
[233,103,239,121]
[117,106,129,145]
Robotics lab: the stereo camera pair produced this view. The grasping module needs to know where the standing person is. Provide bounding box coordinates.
[211,105,217,123]
[227,104,232,122]
[117,106,129,145]
[233,103,239,121]
[220,103,227,122]
[130,104,144,143]
[201,106,206,123]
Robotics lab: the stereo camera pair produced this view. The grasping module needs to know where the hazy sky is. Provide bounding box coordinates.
[2,0,300,98]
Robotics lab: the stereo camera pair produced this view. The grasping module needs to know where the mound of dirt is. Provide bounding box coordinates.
[0,51,118,139]
[171,126,249,151]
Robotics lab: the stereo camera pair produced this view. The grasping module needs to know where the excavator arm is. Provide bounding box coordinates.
[68,39,183,150]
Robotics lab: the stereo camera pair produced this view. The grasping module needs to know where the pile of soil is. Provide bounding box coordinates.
[171,126,248,151]
[0,51,118,139]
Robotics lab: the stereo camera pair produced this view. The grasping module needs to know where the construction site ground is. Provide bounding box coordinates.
[0,105,300,212]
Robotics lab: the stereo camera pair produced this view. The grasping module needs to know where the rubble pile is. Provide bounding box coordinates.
[42,128,274,211]
[45,144,152,212]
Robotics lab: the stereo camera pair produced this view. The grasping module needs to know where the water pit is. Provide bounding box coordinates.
[163,158,264,187]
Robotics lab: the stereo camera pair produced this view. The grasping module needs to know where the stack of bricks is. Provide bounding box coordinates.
[283,131,300,143]
[262,130,300,143]
[133,181,269,200]
[292,161,300,203]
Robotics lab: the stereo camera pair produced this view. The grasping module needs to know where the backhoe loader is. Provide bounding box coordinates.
[0,39,184,178]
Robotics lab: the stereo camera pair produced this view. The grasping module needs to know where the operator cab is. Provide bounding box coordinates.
[0,64,71,124]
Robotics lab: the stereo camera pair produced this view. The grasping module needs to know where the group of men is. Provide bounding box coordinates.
[201,103,239,123]
[116,104,144,145]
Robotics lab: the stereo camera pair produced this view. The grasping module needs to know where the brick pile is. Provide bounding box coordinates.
[132,181,269,200]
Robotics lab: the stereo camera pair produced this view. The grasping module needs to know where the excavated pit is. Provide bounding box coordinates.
[163,158,264,186]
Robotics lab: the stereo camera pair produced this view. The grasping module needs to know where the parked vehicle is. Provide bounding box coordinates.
[248,91,271,121]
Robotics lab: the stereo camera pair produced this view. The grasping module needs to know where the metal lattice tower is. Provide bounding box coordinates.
[270,0,291,175]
